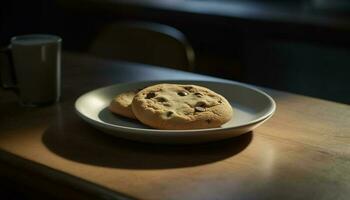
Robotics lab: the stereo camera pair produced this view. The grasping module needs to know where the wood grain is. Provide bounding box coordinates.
[0,53,349,200]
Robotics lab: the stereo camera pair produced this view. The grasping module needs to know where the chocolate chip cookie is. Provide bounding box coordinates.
[131,84,233,129]
[109,91,137,119]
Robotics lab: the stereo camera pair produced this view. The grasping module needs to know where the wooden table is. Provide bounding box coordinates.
[0,53,349,200]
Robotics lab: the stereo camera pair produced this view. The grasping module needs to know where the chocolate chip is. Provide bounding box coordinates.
[206,119,211,124]
[166,111,173,117]
[195,106,205,112]
[184,86,193,91]
[195,102,206,107]
[195,101,206,112]
[163,103,171,107]
[177,91,188,96]
[218,100,222,103]
[194,92,203,97]
[145,92,156,99]
[156,97,167,102]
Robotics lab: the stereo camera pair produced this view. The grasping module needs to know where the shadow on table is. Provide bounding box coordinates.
[42,113,252,169]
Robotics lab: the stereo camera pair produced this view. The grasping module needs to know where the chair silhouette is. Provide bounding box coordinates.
[89,21,195,71]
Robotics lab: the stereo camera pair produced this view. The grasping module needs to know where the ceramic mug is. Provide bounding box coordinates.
[0,34,61,106]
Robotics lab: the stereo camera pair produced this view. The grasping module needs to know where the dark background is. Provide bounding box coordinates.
[1,0,349,104]
[0,1,350,199]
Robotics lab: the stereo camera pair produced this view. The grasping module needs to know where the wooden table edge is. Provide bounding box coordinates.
[0,149,136,200]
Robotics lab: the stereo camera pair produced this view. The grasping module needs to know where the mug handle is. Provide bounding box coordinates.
[0,46,17,89]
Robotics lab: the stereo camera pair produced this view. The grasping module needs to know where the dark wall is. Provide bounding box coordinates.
[1,1,52,45]
[0,0,100,50]
[242,39,350,103]
[1,0,349,104]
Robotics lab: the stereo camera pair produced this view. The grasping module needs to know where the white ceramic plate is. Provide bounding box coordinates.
[75,80,276,144]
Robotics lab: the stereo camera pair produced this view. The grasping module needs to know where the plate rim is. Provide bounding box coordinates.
[75,79,276,134]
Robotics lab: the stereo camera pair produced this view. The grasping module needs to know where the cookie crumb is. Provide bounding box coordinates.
[166,111,174,117]
[145,92,156,99]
